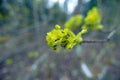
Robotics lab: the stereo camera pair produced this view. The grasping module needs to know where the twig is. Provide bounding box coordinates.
[82,39,107,43]
[97,66,108,80]
[82,26,120,43]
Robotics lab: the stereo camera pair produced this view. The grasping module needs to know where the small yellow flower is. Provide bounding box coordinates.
[84,7,103,31]
[64,15,83,30]
[85,7,101,25]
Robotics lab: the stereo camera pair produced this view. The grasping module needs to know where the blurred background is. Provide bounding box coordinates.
[0,0,120,80]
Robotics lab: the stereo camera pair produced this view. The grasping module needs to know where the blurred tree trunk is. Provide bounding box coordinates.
[64,0,69,13]
[72,0,82,15]
[33,0,40,43]
[72,0,98,16]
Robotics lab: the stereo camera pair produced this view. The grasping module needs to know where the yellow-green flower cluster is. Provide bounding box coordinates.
[46,25,86,50]
[64,15,83,30]
[46,7,103,50]
[83,7,103,31]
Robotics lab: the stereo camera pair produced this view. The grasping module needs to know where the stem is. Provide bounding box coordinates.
[82,39,107,43]
[82,26,120,44]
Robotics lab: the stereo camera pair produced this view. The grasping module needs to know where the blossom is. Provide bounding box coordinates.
[64,15,83,30]
[46,24,84,50]
[83,7,103,31]
[46,7,103,50]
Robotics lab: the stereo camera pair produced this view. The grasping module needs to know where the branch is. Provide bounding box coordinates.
[82,39,107,43]
[82,26,120,43]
